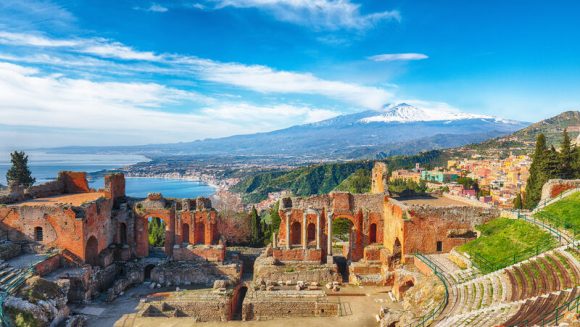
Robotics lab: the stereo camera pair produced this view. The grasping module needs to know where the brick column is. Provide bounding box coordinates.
[316,213,321,250]
[327,212,333,256]
[285,212,291,250]
[302,213,307,249]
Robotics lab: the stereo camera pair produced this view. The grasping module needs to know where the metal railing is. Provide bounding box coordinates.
[516,210,577,244]
[511,293,580,327]
[533,187,580,213]
[471,242,556,274]
[406,253,450,327]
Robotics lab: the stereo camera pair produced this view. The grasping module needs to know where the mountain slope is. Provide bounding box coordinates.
[50,103,528,161]
[467,110,580,153]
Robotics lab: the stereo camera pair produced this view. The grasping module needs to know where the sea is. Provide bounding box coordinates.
[0,152,216,198]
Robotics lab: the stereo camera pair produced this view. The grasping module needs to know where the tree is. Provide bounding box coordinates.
[148,218,165,247]
[513,193,523,210]
[559,129,575,179]
[542,146,562,179]
[249,206,262,246]
[524,134,547,209]
[6,151,35,187]
[270,200,281,233]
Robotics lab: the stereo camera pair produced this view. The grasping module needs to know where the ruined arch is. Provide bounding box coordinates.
[307,223,316,243]
[195,222,205,245]
[392,237,402,265]
[182,223,190,244]
[119,222,127,245]
[34,226,43,242]
[291,222,301,246]
[144,264,155,280]
[85,236,99,266]
[369,223,377,244]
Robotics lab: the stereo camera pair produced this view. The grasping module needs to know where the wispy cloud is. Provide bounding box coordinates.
[134,3,169,13]
[199,0,399,30]
[0,31,391,109]
[368,53,429,62]
[0,61,339,146]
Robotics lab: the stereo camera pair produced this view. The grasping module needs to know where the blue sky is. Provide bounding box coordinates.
[0,0,579,148]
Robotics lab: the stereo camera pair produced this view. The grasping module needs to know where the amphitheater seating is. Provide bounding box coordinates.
[0,262,28,293]
[435,246,579,327]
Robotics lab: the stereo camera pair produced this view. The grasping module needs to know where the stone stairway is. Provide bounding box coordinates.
[0,261,29,293]
[425,253,481,284]
[434,245,579,326]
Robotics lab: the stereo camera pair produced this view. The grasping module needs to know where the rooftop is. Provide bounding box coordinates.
[14,192,105,207]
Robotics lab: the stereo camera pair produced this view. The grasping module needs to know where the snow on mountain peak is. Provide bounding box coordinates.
[359,103,494,123]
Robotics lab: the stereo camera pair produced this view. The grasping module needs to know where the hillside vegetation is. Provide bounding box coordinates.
[534,192,580,236]
[458,218,557,274]
[232,150,447,203]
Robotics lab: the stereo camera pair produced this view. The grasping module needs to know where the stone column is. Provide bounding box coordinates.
[327,212,333,256]
[302,212,307,249]
[316,213,321,250]
[285,212,291,250]
[272,233,278,248]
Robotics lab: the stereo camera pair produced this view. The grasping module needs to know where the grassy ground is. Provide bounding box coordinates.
[534,192,580,236]
[457,218,558,274]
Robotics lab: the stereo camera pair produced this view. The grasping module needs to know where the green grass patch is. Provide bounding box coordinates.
[534,192,580,237]
[457,218,558,273]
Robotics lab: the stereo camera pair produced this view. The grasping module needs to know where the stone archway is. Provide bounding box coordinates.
[369,223,377,244]
[85,236,99,266]
[291,222,301,246]
[182,223,190,244]
[195,222,205,245]
[393,237,402,266]
[307,223,316,243]
[119,222,127,245]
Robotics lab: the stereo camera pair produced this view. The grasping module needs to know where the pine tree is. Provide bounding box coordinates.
[559,129,574,179]
[513,193,523,210]
[575,146,580,179]
[249,206,262,246]
[543,146,562,179]
[524,134,547,209]
[6,151,35,187]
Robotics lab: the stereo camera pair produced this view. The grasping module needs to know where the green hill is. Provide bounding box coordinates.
[534,192,580,236]
[232,150,447,203]
[467,111,580,155]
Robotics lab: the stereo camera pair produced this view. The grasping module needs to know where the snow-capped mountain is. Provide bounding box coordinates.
[360,103,493,123]
[53,103,529,160]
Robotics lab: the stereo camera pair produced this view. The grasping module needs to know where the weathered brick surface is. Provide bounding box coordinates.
[173,245,225,262]
[540,179,580,201]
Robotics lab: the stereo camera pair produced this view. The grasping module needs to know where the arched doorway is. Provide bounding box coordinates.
[144,264,156,280]
[182,223,190,244]
[291,222,301,246]
[148,217,166,257]
[195,222,205,245]
[307,223,316,243]
[85,236,99,266]
[332,217,354,282]
[369,223,377,244]
[392,238,402,266]
[119,222,127,245]
[34,226,43,242]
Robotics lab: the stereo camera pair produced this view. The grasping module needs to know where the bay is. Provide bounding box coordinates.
[0,152,215,198]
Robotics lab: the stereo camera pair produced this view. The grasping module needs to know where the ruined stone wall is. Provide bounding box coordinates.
[60,171,90,194]
[383,199,406,259]
[404,204,497,255]
[371,162,389,194]
[104,173,126,202]
[216,211,251,245]
[151,261,242,287]
[540,179,580,201]
[254,261,340,284]
[272,248,322,262]
[141,295,232,322]
[242,290,339,320]
[173,245,226,262]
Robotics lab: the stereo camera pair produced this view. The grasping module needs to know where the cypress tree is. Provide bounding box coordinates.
[513,193,523,210]
[249,206,261,246]
[543,146,561,179]
[559,129,574,179]
[6,151,36,187]
[270,200,281,233]
[524,134,547,209]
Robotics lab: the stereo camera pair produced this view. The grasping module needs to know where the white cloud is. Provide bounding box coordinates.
[0,31,79,47]
[177,57,392,108]
[204,0,400,30]
[134,3,169,12]
[368,53,429,62]
[0,31,392,108]
[79,42,163,61]
[0,61,339,147]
